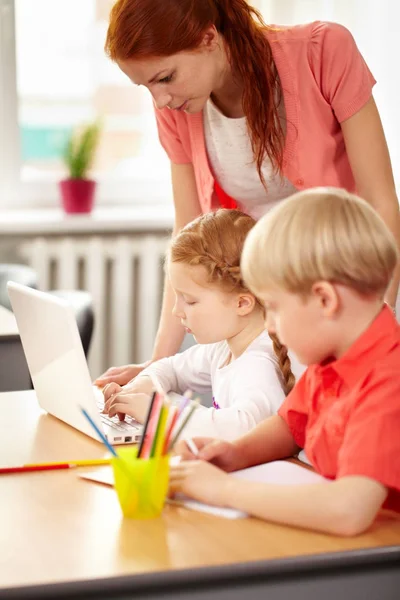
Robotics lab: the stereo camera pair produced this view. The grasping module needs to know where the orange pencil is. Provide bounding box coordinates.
[162,405,179,455]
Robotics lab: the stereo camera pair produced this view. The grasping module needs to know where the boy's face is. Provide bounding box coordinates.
[258,286,333,366]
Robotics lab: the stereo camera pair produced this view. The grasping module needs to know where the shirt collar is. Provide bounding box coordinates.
[315,305,399,386]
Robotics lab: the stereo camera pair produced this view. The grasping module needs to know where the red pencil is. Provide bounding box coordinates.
[0,458,110,474]
[0,464,71,475]
[140,393,163,459]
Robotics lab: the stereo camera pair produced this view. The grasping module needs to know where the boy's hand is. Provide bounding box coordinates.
[174,437,242,472]
[173,437,215,461]
[169,460,232,506]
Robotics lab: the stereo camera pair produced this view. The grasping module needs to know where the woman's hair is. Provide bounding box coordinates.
[170,209,294,395]
[242,187,399,298]
[105,0,284,187]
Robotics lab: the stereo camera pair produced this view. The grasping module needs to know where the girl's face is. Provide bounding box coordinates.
[169,262,244,344]
[117,28,224,115]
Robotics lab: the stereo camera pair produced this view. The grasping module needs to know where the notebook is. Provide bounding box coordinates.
[79,460,328,519]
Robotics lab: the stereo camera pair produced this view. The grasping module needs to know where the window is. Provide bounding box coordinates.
[0,0,171,208]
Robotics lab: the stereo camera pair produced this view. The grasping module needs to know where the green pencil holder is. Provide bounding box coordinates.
[111,447,170,519]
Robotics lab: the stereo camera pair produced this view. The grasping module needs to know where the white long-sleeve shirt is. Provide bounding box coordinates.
[140,331,305,440]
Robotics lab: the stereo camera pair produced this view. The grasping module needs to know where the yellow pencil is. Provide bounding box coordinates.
[153,406,169,458]
[31,458,111,468]
[64,459,111,467]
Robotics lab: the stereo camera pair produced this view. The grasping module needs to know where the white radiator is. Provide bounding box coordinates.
[21,234,168,378]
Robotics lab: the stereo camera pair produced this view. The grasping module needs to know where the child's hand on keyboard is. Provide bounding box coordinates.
[102,376,154,423]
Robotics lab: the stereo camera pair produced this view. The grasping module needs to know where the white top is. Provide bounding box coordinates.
[140,331,305,440]
[204,99,297,220]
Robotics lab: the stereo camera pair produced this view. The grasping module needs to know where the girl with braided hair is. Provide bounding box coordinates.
[103,209,303,440]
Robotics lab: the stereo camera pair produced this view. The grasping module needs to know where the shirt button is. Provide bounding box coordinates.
[296,178,304,187]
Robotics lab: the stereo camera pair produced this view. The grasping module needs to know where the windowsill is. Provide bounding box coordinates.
[1,168,174,210]
[0,205,175,235]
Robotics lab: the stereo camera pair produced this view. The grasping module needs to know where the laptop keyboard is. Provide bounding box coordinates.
[99,412,138,431]
[94,388,140,432]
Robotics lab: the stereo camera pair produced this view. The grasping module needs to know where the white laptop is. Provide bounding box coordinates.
[7,281,142,445]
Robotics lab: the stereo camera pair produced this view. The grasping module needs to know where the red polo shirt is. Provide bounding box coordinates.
[278,305,400,513]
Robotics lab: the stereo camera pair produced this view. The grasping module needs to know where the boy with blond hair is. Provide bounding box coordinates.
[170,188,400,537]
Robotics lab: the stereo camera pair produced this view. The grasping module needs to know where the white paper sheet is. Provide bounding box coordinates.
[79,460,328,520]
[232,460,325,485]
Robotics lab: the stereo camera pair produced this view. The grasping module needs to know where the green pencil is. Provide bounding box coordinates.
[168,400,199,453]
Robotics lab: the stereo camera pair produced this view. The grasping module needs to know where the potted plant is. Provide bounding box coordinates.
[59,121,101,214]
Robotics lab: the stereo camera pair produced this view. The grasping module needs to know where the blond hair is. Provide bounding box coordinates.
[242,188,398,297]
[170,209,295,395]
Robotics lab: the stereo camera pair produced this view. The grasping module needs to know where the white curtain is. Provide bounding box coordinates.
[253,0,400,185]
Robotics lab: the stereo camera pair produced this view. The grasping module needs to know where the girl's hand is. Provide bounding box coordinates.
[102,381,152,423]
[169,460,232,506]
[102,381,123,405]
[105,391,151,423]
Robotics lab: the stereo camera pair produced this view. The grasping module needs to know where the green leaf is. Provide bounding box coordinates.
[63,120,101,180]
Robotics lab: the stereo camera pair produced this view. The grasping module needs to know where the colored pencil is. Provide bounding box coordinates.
[185,438,199,457]
[31,458,110,468]
[140,393,162,459]
[151,405,169,458]
[136,391,157,458]
[177,390,192,417]
[80,407,118,457]
[168,400,199,452]
[162,405,179,455]
[0,458,110,475]
[146,394,166,459]
[0,464,71,475]
[161,391,192,454]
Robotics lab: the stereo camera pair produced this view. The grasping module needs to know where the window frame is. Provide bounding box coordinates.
[0,0,21,207]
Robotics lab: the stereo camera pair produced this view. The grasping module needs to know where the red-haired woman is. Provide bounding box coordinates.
[95,0,399,387]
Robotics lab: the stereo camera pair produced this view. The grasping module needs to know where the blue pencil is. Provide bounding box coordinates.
[80,407,118,457]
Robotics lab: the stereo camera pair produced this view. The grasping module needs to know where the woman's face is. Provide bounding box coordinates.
[117,28,224,114]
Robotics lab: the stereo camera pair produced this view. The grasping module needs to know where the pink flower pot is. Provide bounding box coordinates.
[59,179,96,214]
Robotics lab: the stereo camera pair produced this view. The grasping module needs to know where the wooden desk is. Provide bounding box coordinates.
[1,391,400,592]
